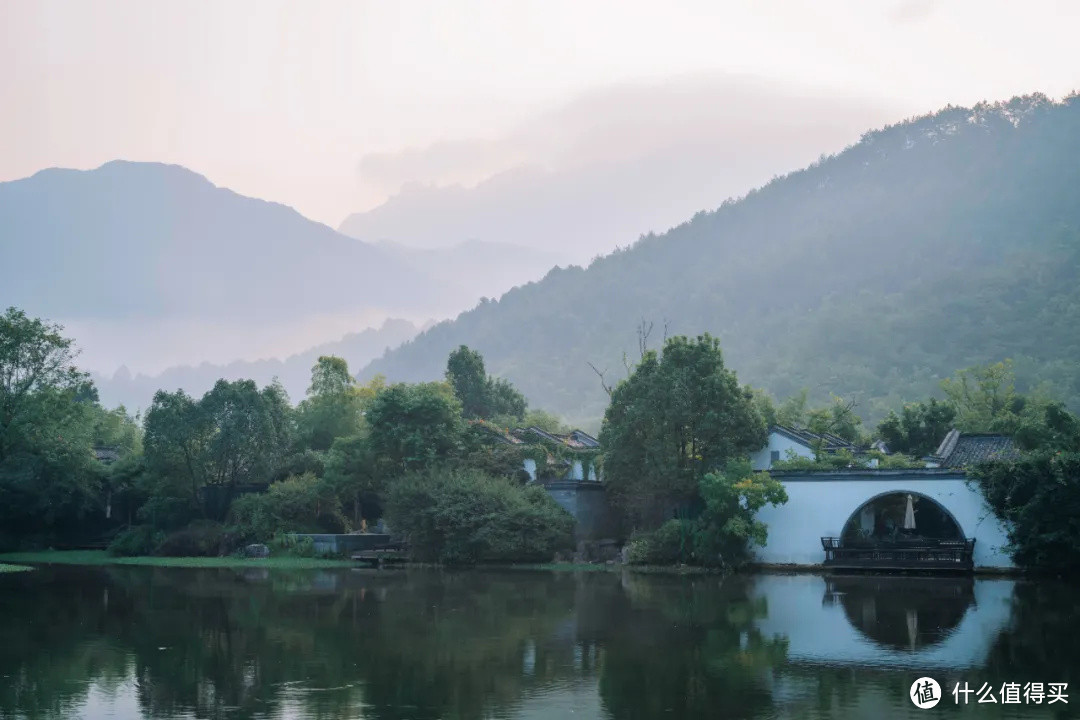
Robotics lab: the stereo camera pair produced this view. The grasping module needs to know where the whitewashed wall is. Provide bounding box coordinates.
[752,471,1014,569]
[750,431,814,471]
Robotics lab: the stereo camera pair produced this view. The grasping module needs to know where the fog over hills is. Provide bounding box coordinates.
[361,94,1080,428]
[340,76,897,263]
[93,318,424,413]
[0,161,548,373]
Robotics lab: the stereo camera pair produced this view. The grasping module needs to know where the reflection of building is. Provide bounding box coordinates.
[822,575,975,651]
[754,574,1012,669]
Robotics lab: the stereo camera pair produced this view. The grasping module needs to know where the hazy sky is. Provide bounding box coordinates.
[3,0,1079,228]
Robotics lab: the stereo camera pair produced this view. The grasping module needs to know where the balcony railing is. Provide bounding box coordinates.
[820,536,975,571]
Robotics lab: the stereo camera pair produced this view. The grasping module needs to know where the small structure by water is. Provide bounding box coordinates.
[753,469,1013,570]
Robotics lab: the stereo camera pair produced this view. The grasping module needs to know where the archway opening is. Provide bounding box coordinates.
[841,492,963,546]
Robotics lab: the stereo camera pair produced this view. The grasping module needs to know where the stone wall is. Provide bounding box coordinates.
[544,481,622,542]
[293,533,392,556]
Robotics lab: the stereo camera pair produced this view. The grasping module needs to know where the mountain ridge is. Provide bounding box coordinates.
[360,93,1080,428]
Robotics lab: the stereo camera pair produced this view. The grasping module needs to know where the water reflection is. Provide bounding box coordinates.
[0,566,1076,719]
[824,575,975,651]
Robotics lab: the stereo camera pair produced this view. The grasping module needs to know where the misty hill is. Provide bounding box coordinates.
[362,94,1080,428]
[0,160,458,322]
[94,318,423,412]
[375,239,568,303]
[339,76,894,263]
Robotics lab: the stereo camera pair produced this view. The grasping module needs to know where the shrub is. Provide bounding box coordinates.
[229,472,349,542]
[386,467,574,564]
[108,525,165,557]
[625,462,788,569]
[156,520,230,557]
[625,520,691,565]
[269,532,316,557]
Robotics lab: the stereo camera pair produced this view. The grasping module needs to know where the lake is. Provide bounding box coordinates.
[1,566,1076,719]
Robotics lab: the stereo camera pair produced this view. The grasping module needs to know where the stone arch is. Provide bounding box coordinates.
[840,490,966,543]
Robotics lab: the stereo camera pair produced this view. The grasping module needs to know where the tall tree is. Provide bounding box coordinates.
[877,398,957,457]
[445,346,527,422]
[296,356,374,451]
[366,382,464,476]
[599,334,766,528]
[446,346,488,419]
[143,380,294,519]
[0,308,102,540]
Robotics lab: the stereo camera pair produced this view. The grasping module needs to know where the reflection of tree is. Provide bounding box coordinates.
[983,580,1080,691]
[0,567,131,720]
[0,566,586,720]
[598,575,788,720]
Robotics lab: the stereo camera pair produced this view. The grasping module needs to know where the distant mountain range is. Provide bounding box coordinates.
[0,160,566,378]
[93,318,425,412]
[0,160,451,321]
[361,94,1080,428]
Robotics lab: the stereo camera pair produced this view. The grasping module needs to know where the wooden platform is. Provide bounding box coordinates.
[821,537,975,572]
[351,545,408,568]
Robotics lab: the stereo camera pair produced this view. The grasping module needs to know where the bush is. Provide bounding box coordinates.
[626,462,788,569]
[625,520,692,565]
[269,532,316,557]
[386,467,574,564]
[108,525,165,556]
[156,520,230,557]
[971,450,1080,571]
[229,472,349,542]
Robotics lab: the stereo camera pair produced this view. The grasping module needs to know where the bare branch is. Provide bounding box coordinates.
[587,361,613,397]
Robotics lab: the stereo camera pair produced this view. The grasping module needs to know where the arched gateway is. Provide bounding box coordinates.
[752,469,1013,570]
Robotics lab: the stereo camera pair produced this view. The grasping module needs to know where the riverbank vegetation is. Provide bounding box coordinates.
[3,304,1079,571]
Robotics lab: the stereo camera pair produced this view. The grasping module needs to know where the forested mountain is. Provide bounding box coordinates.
[0,161,457,321]
[362,94,1080,429]
[93,318,423,412]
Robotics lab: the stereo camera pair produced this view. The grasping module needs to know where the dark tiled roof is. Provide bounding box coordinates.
[930,429,1019,468]
[469,421,525,445]
[771,425,857,452]
[511,427,600,450]
[93,447,121,464]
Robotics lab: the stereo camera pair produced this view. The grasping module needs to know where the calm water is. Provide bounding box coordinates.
[1,566,1077,720]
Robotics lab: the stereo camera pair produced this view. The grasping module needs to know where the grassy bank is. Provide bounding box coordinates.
[0,550,355,569]
[0,563,34,573]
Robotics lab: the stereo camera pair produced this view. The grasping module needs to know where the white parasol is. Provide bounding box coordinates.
[903,494,916,530]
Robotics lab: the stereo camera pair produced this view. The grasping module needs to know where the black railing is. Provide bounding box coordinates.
[820,537,975,570]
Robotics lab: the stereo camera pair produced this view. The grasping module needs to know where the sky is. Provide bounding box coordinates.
[3,0,1079,228]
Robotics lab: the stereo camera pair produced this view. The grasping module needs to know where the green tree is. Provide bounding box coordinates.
[806,396,863,444]
[969,403,1080,571]
[385,467,573,564]
[323,433,382,527]
[295,357,373,451]
[941,361,1026,433]
[366,382,464,476]
[446,346,489,419]
[599,334,766,528]
[445,345,527,422]
[143,380,294,520]
[877,398,957,457]
[0,308,103,543]
[692,460,788,568]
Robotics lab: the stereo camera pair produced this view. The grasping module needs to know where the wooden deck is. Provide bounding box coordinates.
[821,537,975,572]
[351,542,408,568]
